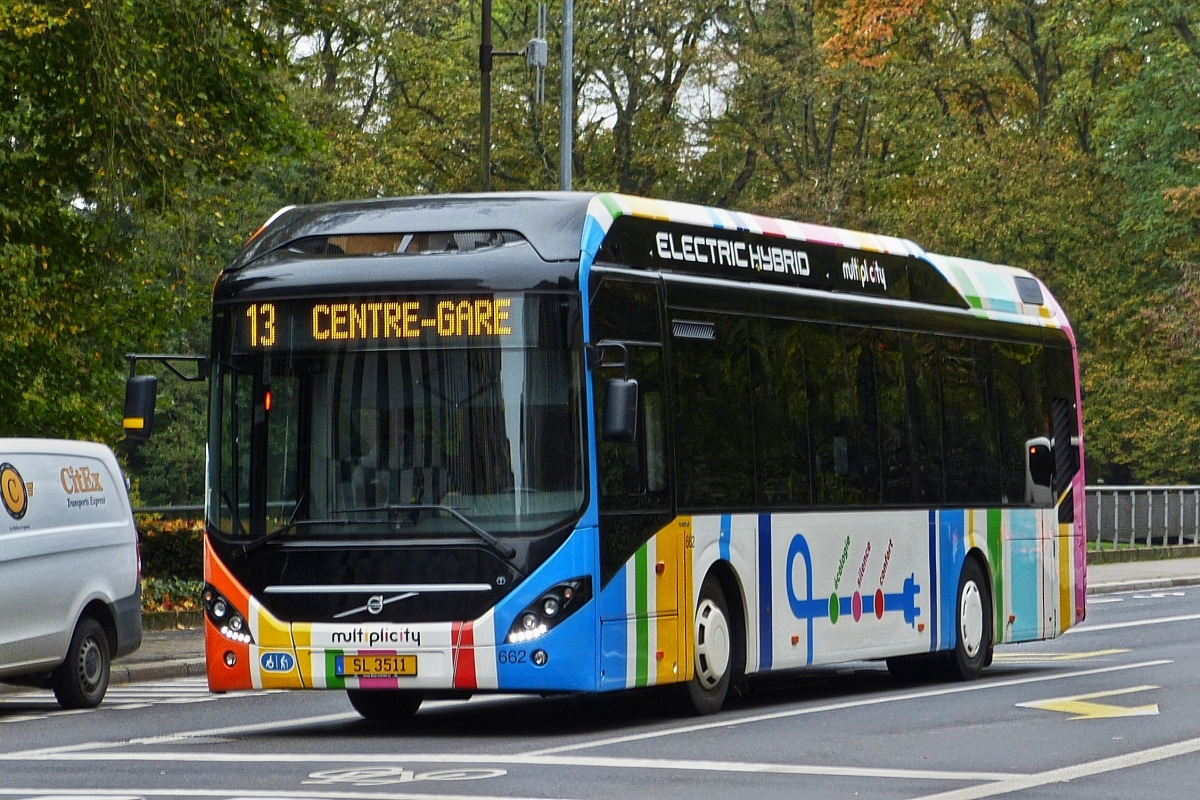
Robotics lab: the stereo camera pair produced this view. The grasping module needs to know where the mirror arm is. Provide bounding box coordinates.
[587,340,630,381]
[125,353,209,382]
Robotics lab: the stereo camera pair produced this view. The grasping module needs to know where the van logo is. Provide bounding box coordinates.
[60,466,103,495]
[366,595,385,615]
[260,651,295,673]
[1,464,28,520]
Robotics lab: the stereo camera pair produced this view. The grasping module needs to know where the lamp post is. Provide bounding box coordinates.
[560,0,573,190]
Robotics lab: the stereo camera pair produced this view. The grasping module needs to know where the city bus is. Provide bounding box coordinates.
[124,192,1086,719]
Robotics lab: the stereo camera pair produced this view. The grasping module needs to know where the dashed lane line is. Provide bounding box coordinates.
[1064,612,1200,634]
[520,659,1172,756]
[913,733,1200,800]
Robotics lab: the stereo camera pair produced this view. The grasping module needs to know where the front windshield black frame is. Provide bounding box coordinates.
[206,292,589,544]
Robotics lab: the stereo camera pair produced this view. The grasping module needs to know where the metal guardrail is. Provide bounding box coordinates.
[1086,485,1200,548]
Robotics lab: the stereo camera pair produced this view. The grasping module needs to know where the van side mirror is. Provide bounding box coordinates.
[1025,437,1053,505]
[602,378,639,443]
[123,375,158,442]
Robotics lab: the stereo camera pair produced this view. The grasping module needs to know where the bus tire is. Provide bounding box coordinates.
[52,617,111,710]
[684,576,735,716]
[946,558,991,681]
[346,689,425,722]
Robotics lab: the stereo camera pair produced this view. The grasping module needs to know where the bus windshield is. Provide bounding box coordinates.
[208,292,586,542]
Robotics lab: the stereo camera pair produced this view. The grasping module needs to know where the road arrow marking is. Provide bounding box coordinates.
[1016,685,1159,720]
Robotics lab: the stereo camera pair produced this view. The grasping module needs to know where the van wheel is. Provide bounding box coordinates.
[346,689,425,722]
[684,576,735,715]
[52,617,111,709]
[945,558,992,681]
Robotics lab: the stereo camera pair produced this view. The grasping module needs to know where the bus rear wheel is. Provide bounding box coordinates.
[346,689,425,722]
[945,558,992,681]
[684,576,735,715]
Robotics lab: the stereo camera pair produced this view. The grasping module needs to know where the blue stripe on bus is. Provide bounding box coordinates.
[598,565,627,690]
[702,206,728,229]
[758,513,773,670]
[939,509,967,651]
[928,510,938,652]
[719,515,731,563]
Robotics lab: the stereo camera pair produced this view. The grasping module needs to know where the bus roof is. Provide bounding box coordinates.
[228,191,1068,332]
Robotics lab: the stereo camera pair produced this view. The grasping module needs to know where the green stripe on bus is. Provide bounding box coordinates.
[598,193,624,221]
[987,509,1004,641]
[950,264,984,309]
[326,650,345,689]
[634,545,649,687]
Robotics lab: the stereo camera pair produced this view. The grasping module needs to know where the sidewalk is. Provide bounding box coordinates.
[1086,556,1200,595]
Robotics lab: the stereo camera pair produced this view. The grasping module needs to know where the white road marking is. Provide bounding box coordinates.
[1064,612,1200,634]
[0,750,1025,782]
[1087,596,1124,604]
[1132,592,1186,599]
[521,659,1172,755]
[0,790,563,800]
[913,733,1200,800]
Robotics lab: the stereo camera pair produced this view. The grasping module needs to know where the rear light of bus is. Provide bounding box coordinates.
[202,583,255,645]
[506,578,592,644]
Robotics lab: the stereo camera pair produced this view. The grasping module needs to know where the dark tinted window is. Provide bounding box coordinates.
[595,345,668,511]
[673,314,755,508]
[941,337,1000,504]
[874,331,916,503]
[590,278,661,343]
[993,343,1048,504]
[751,319,812,506]
[901,332,944,503]
[806,324,880,505]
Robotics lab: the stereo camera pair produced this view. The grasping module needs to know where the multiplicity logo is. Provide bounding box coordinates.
[842,257,887,291]
[330,627,422,647]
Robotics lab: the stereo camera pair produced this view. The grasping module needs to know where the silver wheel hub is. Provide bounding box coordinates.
[78,636,103,692]
[694,598,730,689]
[960,580,984,659]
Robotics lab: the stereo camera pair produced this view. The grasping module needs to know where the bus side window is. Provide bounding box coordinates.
[941,337,1001,505]
[902,333,944,503]
[805,323,880,506]
[594,346,667,508]
[874,330,915,504]
[672,313,755,510]
[993,342,1048,505]
[751,318,812,506]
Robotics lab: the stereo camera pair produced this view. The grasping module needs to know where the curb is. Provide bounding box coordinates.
[1087,575,1200,595]
[110,658,207,686]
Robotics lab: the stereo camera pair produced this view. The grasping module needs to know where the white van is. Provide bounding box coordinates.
[0,439,141,708]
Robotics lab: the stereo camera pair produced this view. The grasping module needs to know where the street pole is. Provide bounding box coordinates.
[559,0,573,191]
[481,0,493,192]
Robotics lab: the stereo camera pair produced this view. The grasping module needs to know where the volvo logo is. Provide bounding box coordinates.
[366,595,385,615]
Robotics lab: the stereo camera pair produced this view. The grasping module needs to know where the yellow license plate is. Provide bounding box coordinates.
[336,654,418,677]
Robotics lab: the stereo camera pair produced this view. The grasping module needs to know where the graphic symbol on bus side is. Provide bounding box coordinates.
[260,651,295,672]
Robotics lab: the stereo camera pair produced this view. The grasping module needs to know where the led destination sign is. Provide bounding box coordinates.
[235,295,522,352]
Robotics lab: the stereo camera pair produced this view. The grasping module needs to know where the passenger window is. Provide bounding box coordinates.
[941,337,1000,504]
[673,314,755,509]
[750,318,812,506]
[874,331,915,504]
[993,343,1048,504]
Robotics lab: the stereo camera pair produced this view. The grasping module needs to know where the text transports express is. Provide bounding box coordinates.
[239,296,519,351]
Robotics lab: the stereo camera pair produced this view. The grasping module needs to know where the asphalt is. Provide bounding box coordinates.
[7,555,1200,694]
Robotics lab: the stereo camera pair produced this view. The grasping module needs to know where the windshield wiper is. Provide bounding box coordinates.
[343,503,517,561]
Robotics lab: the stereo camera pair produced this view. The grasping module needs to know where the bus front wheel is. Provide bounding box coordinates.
[946,558,992,681]
[346,689,425,723]
[684,576,735,715]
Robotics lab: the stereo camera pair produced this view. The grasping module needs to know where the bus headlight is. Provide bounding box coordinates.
[506,578,591,644]
[202,583,255,645]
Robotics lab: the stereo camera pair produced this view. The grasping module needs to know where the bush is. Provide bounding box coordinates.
[142,577,203,612]
[137,516,203,580]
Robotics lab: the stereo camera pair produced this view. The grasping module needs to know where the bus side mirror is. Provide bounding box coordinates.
[1025,437,1053,505]
[123,375,158,442]
[602,378,639,443]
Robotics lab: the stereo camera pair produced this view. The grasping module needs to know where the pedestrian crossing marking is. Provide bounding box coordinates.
[992,648,1128,663]
[0,678,277,724]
